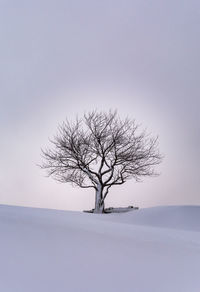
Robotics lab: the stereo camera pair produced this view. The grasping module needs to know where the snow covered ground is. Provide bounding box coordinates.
[0,204,200,292]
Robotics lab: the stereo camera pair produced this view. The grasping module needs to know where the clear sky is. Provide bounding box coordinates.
[1,0,200,211]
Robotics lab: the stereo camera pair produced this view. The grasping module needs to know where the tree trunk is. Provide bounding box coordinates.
[94,184,105,213]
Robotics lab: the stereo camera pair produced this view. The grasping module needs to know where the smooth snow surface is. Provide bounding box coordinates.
[0,205,200,292]
[102,205,200,231]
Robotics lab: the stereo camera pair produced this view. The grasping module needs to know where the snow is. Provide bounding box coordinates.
[0,204,200,292]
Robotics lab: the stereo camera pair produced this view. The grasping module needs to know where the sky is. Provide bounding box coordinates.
[0,0,200,211]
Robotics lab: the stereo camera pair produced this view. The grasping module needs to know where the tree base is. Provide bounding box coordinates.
[83,206,139,214]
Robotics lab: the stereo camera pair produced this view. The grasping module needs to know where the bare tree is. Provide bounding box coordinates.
[41,110,162,213]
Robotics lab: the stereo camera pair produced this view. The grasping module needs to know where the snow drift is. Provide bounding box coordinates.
[102,205,200,231]
[0,204,200,292]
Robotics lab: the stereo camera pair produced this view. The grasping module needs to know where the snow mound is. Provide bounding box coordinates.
[104,205,200,231]
[0,204,200,292]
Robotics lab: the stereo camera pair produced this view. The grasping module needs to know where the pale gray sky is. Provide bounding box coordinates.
[1,0,200,211]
